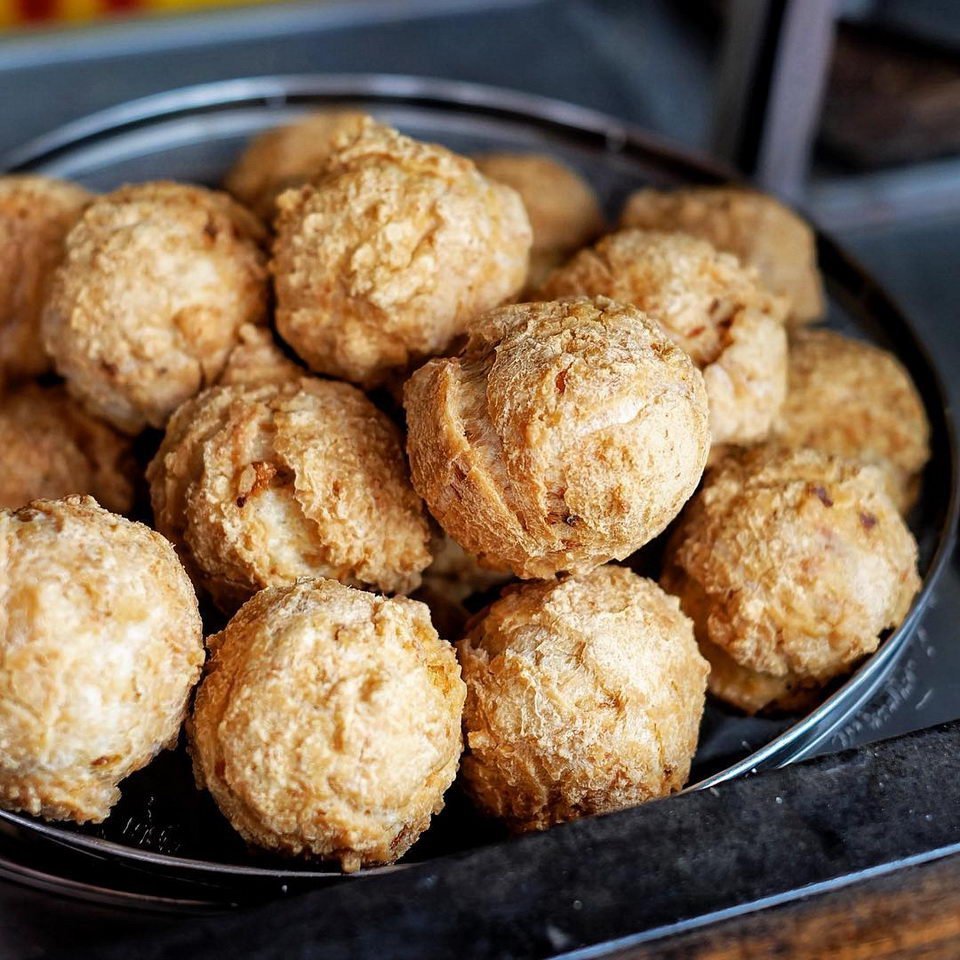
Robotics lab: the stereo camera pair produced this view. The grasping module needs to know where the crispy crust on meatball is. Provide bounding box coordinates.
[0,496,203,822]
[540,229,788,446]
[697,640,823,715]
[0,383,137,513]
[661,445,920,712]
[404,297,710,579]
[188,578,465,871]
[43,181,269,434]
[474,153,604,291]
[620,187,824,324]
[0,176,92,383]
[415,532,513,640]
[272,118,532,387]
[148,379,431,612]
[458,566,708,832]
[217,323,304,388]
[774,328,930,513]
[223,110,369,222]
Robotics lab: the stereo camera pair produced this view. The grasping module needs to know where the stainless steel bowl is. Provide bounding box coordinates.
[2,74,957,905]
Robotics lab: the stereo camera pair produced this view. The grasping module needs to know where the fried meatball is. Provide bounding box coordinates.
[0,383,136,513]
[43,182,269,434]
[188,578,465,871]
[415,533,513,639]
[541,229,788,447]
[620,187,824,324]
[217,323,304,388]
[458,565,708,832]
[0,496,203,822]
[272,118,532,387]
[404,297,710,579]
[774,328,930,513]
[148,378,431,612]
[661,445,921,713]
[697,639,822,715]
[224,110,369,221]
[0,176,91,383]
[474,152,604,290]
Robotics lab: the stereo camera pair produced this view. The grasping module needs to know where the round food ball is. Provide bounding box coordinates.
[661,445,921,714]
[404,297,710,579]
[0,175,91,383]
[43,181,269,434]
[272,117,532,388]
[148,378,431,612]
[224,110,369,222]
[620,187,824,324]
[474,152,604,290]
[0,383,136,513]
[217,322,304,388]
[0,496,203,822]
[774,327,930,513]
[458,565,708,832]
[188,578,465,871]
[695,638,823,716]
[540,229,788,447]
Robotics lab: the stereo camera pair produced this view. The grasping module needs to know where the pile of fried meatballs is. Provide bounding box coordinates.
[0,111,929,871]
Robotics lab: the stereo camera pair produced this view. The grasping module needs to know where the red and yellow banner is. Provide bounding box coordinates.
[1,0,265,27]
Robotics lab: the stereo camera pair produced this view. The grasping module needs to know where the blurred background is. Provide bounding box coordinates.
[0,0,956,406]
[2,0,958,366]
[1,2,956,457]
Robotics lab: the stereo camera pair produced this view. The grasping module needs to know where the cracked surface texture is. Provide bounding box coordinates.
[620,186,824,324]
[272,117,532,387]
[540,228,788,447]
[0,175,92,384]
[661,445,920,713]
[188,578,465,871]
[774,327,930,513]
[148,379,431,612]
[42,181,269,434]
[0,383,136,513]
[457,565,707,832]
[224,110,369,222]
[404,297,709,579]
[474,152,603,291]
[0,496,203,822]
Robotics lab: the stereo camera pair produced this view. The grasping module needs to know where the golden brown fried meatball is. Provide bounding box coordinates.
[272,118,532,387]
[224,110,369,221]
[0,383,136,513]
[620,187,824,324]
[0,496,203,822]
[188,578,465,871]
[217,323,304,388]
[404,297,710,579]
[541,229,788,447]
[43,182,269,434]
[0,176,91,383]
[696,640,822,715]
[661,445,921,714]
[148,378,431,612]
[774,328,930,513]
[474,152,604,290]
[458,565,708,832]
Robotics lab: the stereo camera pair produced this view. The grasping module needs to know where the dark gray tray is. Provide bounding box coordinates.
[1,75,956,902]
